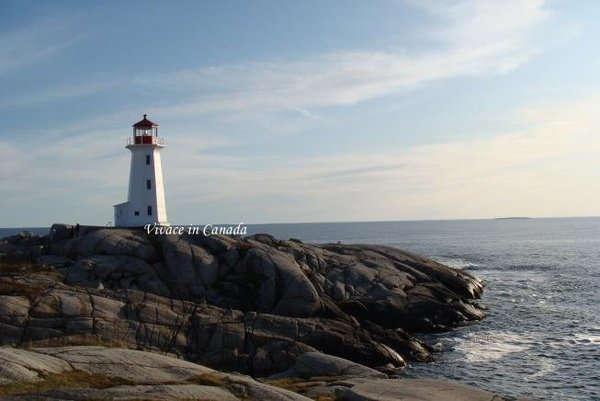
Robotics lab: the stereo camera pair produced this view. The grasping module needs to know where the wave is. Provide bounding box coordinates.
[454,330,531,363]
[433,256,480,270]
[525,356,558,381]
[569,332,600,346]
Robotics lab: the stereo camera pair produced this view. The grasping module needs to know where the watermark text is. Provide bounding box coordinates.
[144,223,247,236]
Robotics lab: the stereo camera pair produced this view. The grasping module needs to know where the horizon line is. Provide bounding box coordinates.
[4,214,600,230]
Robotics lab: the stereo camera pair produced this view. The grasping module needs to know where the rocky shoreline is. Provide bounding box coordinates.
[0,226,535,400]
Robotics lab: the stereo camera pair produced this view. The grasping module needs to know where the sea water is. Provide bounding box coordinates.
[3,217,598,400]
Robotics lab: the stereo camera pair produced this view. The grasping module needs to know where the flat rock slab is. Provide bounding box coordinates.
[335,378,518,401]
[271,351,386,380]
[0,346,312,401]
[37,346,215,384]
[41,384,241,401]
[0,348,72,385]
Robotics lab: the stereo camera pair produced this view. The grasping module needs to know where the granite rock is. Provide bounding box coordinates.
[1,226,486,375]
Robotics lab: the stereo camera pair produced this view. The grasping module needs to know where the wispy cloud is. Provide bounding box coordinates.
[150,0,548,116]
[161,94,600,222]
[151,0,549,117]
[1,80,112,108]
[3,0,549,115]
[0,16,80,75]
[2,93,599,224]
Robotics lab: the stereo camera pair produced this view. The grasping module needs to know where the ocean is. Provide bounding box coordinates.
[2,217,599,400]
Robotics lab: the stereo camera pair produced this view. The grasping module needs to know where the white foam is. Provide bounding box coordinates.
[570,332,600,345]
[434,257,479,270]
[455,331,530,363]
[526,357,558,381]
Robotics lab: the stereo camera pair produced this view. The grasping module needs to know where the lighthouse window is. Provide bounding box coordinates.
[147,206,153,216]
[134,211,140,216]
[146,155,151,165]
[146,180,152,189]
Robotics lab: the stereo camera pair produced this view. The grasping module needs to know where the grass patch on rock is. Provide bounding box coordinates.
[0,370,134,395]
[0,254,38,274]
[187,372,230,387]
[313,396,336,401]
[263,376,339,395]
[24,334,133,349]
[0,278,48,299]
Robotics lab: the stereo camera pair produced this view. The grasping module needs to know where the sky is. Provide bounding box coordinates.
[1,0,600,226]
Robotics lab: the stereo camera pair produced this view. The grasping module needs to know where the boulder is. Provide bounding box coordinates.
[75,229,157,261]
[270,352,386,379]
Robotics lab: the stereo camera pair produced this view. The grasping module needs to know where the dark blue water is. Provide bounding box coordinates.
[3,218,599,400]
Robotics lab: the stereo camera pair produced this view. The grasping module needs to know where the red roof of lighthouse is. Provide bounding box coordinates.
[133,114,158,128]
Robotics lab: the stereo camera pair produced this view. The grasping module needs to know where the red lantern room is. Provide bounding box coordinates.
[115,114,169,227]
[131,114,163,145]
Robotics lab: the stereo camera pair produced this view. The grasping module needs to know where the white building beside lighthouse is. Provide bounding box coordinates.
[114,115,169,227]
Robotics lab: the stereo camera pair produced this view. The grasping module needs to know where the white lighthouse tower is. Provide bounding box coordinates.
[113,115,169,227]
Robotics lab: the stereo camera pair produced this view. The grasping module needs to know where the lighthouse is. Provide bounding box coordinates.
[113,115,169,227]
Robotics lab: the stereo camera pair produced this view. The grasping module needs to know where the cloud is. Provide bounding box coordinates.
[312,163,407,180]
[0,16,81,75]
[1,80,113,108]
[159,94,600,222]
[0,141,22,179]
[4,0,549,114]
[3,93,599,225]
[418,0,548,47]
[142,1,548,118]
